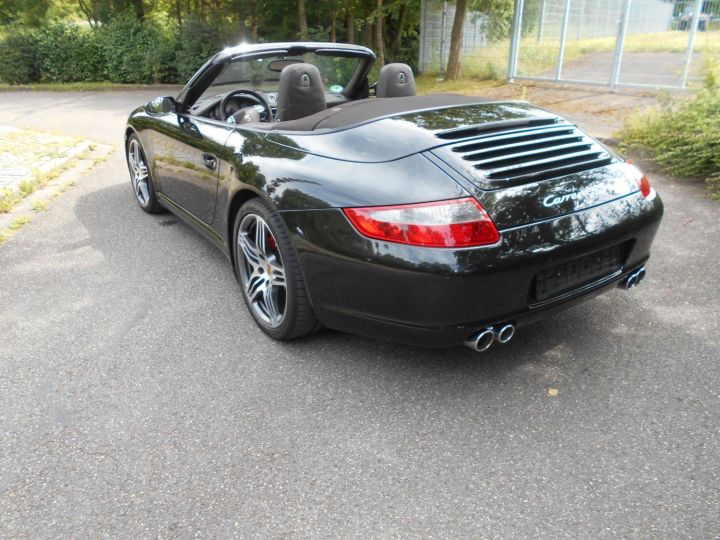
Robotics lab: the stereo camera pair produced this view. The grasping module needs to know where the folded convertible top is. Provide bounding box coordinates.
[271,94,493,132]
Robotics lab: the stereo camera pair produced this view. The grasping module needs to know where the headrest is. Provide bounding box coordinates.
[377,63,416,98]
[277,63,326,121]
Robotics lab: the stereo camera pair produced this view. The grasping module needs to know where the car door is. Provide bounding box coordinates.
[150,114,233,224]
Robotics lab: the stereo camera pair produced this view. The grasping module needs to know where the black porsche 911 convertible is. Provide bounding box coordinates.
[125,42,663,351]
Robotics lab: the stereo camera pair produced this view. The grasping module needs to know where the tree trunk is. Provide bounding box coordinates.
[362,2,372,47]
[387,2,406,61]
[250,0,258,41]
[298,0,308,39]
[363,23,373,48]
[330,10,338,42]
[78,0,97,27]
[445,0,468,81]
[375,0,384,66]
[132,0,144,19]
[174,0,183,27]
[345,9,355,43]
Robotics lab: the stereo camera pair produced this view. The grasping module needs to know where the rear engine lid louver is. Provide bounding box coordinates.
[431,121,615,189]
[434,117,561,141]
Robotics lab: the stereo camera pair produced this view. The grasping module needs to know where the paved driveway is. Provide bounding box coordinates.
[1,91,718,538]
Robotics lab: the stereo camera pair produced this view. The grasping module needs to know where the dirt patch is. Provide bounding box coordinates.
[475,82,662,140]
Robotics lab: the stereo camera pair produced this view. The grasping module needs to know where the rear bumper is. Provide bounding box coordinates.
[306,265,644,348]
[282,192,663,348]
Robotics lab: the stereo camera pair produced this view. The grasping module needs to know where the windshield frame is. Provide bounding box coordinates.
[177,43,376,112]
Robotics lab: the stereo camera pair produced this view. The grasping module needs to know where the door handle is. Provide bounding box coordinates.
[202,153,217,171]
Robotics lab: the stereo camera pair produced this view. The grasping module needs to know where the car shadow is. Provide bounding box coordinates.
[74,180,619,385]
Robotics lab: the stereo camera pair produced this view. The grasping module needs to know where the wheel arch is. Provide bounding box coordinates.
[124,126,138,149]
[226,187,263,269]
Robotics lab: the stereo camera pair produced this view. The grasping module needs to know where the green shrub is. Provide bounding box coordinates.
[0,28,40,83]
[100,13,170,84]
[395,38,420,74]
[619,76,720,198]
[174,16,222,81]
[36,23,104,82]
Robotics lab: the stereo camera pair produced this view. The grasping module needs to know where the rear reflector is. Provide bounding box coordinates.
[343,198,500,248]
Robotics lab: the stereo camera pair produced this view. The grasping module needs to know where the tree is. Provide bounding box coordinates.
[298,0,308,39]
[327,0,341,42]
[385,0,407,61]
[375,0,384,65]
[344,0,355,43]
[471,0,539,41]
[0,0,51,25]
[445,0,467,80]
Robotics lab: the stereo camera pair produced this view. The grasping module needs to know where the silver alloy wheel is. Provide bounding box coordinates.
[127,139,150,206]
[237,213,287,328]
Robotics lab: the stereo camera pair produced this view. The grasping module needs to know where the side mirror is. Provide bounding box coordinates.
[146,96,177,115]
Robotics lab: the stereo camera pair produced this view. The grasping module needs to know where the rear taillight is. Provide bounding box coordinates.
[626,160,652,198]
[343,197,500,248]
[639,175,652,198]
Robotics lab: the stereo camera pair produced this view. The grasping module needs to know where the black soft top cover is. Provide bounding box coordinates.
[271,94,492,132]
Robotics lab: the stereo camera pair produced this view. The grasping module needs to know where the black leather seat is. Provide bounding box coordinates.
[376,63,416,98]
[277,63,326,121]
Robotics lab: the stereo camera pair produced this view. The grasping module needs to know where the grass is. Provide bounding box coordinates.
[415,75,502,95]
[422,31,720,82]
[18,178,36,196]
[0,147,109,247]
[0,178,85,245]
[0,188,15,212]
[9,216,31,230]
[32,199,49,212]
[0,215,33,245]
[1,158,81,214]
[618,61,720,199]
[0,128,90,213]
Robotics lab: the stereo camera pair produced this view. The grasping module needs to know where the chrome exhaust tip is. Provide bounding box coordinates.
[622,265,646,290]
[464,328,495,352]
[494,323,516,344]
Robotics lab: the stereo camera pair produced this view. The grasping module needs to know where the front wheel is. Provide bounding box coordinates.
[233,198,318,340]
[126,134,163,214]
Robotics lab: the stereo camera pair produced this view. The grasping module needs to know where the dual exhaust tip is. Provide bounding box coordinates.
[464,323,515,352]
[622,265,647,290]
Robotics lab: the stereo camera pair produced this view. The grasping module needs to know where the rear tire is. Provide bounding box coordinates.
[233,198,318,340]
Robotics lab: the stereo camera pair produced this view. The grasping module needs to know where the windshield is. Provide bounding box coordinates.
[200,51,362,100]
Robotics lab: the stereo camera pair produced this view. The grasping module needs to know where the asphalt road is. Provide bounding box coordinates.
[1,91,718,538]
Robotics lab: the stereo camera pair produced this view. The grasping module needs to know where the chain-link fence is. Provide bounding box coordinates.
[419,0,517,79]
[419,0,720,90]
[418,1,490,73]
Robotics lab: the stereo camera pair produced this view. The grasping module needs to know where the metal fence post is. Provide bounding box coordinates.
[537,0,545,43]
[419,0,426,72]
[440,1,448,73]
[556,0,573,80]
[508,0,525,82]
[576,0,586,40]
[610,0,632,91]
[681,0,704,88]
